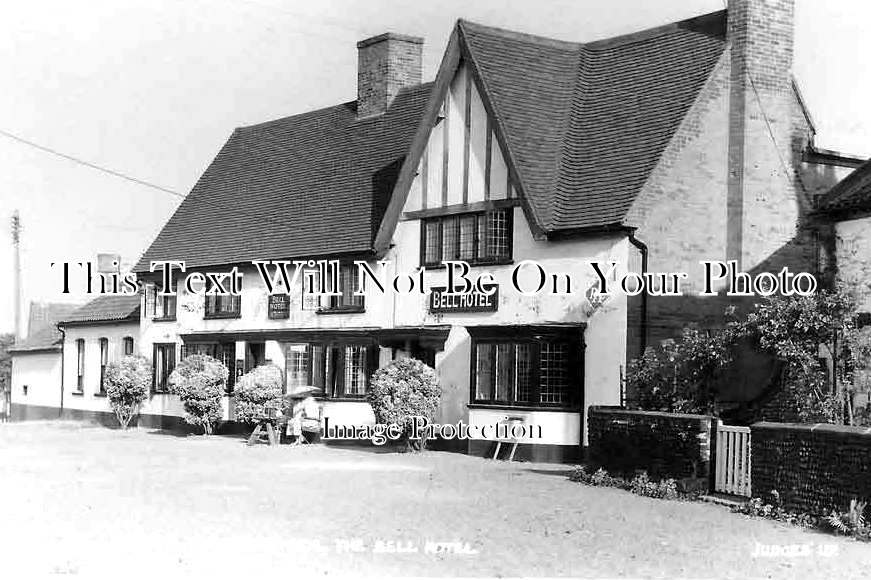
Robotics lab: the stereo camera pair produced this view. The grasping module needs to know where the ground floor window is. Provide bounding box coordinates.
[75,339,85,393]
[282,341,374,398]
[153,343,177,393]
[99,337,109,395]
[470,327,582,408]
[123,336,134,356]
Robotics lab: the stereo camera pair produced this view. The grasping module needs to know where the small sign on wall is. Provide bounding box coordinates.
[428,285,498,313]
[268,294,290,319]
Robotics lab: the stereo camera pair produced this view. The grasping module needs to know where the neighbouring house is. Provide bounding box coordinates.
[8,302,80,419]
[11,0,854,460]
[815,158,871,313]
[10,296,141,424]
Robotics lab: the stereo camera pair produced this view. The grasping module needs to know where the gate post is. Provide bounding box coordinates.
[708,418,721,494]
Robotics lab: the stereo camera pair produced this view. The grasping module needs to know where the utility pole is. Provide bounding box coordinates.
[11,211,21,341]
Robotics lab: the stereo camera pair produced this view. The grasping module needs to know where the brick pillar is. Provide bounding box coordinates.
[727,0,797,270]
[357,33,423,118]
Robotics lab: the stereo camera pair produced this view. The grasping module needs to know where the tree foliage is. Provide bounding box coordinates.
[626,328,732,414]
[627,289,862,423]
[168,354,228,435]
[233,364,284,424]
[0,333,14,395]
[367,358,440,451]
[105,355,152,429]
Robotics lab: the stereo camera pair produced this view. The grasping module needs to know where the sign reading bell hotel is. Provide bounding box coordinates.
[428,285,499,313]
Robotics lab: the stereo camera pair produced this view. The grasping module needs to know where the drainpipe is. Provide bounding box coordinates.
[627,233,649,357]
[57,323,65,418]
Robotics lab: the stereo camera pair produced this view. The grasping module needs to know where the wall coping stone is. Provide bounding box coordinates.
[752,421,871,437]
[590,406,714,422]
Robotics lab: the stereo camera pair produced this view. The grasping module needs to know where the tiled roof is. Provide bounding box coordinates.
[9,303,80,353]
[460,11,727,231]
[136,12,727,268]
[816,158,871,215]
[135,83,432,271]
[60,295,141,325]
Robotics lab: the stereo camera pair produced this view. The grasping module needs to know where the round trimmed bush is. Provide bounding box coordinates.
[105,355,151,429]
[234,364,284,424]
[367,358,440,451]
[168,354,228,435]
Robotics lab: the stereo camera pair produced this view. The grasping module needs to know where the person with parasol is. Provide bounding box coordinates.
[284,385,322,445]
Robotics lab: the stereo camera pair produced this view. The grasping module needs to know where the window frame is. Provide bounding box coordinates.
[303,263,365,314]
[204,293,242,319]
[122,336,134,356]
[75,339,85,393]
[98,337,109,395]
[281,340,376,400]
[420,207,513,268]
[468,327,583,411]
[152,343,177,394]
[149,283,177,322]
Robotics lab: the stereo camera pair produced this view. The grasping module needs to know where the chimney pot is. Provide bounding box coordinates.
[357,32,423,118]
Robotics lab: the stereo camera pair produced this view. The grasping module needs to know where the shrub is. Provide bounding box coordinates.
[105,355,151,429]
[168,354,228,435]
[625,328,731,414]
[629,472,679,500]
[826,499,870,540]
[367,358,440,451]
[626,289,860,422]
[570,467,683,501]
[234,364,284,424]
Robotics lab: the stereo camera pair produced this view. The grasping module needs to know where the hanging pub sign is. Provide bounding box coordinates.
[267,294,290,319]
[428,285,499,313]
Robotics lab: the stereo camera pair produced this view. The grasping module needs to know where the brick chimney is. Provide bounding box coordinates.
[357,33,423,118]
[726,0,800,270]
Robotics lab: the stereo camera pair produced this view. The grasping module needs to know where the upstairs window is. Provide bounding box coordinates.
[149,283,177,321]
[301,264,365,313]
[204,294,241,319]
[422,208,512,267]
[326,264,364,312]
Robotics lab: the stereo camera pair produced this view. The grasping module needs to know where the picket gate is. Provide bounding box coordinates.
[714,423,752,497]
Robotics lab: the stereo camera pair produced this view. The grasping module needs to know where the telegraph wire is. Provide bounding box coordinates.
[0,128,186,198]
[0,127,301,233]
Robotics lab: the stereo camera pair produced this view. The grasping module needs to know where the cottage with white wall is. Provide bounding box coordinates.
[10,295,140,424]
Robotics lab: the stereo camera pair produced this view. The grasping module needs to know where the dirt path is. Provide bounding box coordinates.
[1,421,868,578]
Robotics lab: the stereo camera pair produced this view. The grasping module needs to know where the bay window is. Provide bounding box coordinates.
[470,327,582,408]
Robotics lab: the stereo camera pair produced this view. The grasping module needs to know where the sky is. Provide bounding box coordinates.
[1,0,870,335]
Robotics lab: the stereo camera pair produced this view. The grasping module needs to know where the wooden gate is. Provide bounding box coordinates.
[714,423,751,497]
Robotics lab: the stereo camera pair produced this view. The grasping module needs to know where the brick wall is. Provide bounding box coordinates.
[357,33,423,118]
[619,0,845,414]
[587,406,713,480]
[751,421,871,513]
